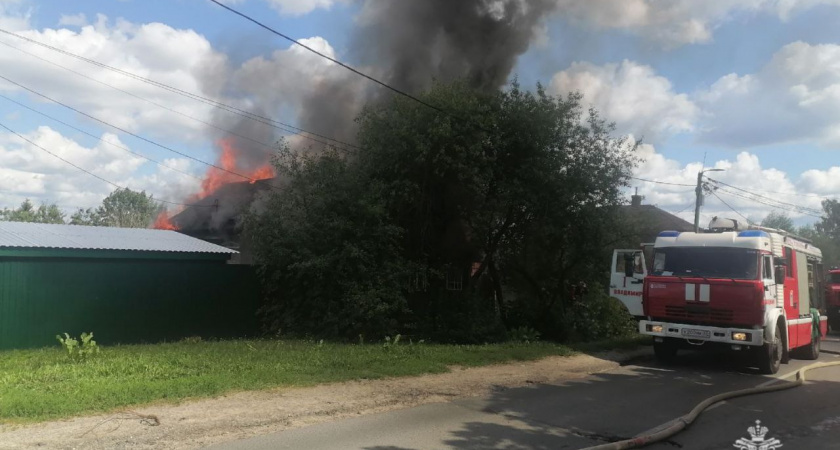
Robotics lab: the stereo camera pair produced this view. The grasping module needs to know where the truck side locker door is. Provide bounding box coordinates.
[610,249,646,317]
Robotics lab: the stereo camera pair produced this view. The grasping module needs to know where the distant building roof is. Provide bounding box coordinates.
[0,221,237,254]
[619,204,695,232]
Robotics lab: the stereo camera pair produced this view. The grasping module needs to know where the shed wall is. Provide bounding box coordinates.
[0,256,260,349]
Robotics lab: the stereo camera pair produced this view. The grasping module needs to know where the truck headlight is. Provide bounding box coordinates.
[647,324,663,333]
[732,332,750,341]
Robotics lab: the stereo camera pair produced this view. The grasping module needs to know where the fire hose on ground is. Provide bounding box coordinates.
[580,359,840,450]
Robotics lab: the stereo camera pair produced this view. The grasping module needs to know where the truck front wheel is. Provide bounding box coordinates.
[653,337,678,363]
[757,323,783,374]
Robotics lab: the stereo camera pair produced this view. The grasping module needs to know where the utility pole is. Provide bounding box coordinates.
[694,168,724,233]
[693,171,703,233]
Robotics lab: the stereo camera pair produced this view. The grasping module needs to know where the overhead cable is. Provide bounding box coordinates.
[207,0,446,114]
[0,93,204,183]
[630,176,695,187]
[0,27,359,152]
[0,120,210,208]
[0,72,281,189]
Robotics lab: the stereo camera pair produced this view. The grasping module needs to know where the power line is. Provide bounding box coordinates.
[706,177,833,200]
[0,120,210,208]
[208,0,446,115]
[630,176,695,187]
[0,38,281,155]
[706,178,822,214]
[710,184,822,217]
[0,93,204,183]
[0,27,360,153]
[672,201,695,215]
[709,191,752,224]
[713,187,823,219]
[0,72,281,189]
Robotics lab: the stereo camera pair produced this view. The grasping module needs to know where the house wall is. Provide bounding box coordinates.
[0,254,260,349]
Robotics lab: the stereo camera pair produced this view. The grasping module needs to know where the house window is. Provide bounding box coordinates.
[409,268,429,292]
[446,268,463,291]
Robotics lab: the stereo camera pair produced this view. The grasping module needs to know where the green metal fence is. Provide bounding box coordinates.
[0,254,260,349]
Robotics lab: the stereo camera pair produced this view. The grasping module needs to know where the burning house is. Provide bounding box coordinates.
[152,0,558,265]
[170,178,273,264]
[154,138,277,264]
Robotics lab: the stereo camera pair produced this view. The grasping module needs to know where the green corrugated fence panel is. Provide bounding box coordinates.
[0,258,260,349]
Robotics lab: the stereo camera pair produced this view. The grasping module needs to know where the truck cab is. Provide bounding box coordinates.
[611,218,827,374]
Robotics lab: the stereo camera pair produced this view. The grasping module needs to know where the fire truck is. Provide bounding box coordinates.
[827,268,840,330]
[610,217,827,374]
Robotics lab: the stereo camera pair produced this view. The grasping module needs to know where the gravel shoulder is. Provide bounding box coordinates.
[0,347,650,450]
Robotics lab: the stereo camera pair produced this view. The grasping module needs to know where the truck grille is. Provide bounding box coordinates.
[664,305,734,322]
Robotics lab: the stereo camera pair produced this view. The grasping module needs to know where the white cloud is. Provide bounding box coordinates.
[631,143,826,225]
[550,60,697,143]
[0,126,202,213]
[58,13,87,27]
[555,0,840,47]
[265,0,347,16]
[0,126,142,208]
[0,14,227,144]
[0,0,30,32]
[698,41,840,148]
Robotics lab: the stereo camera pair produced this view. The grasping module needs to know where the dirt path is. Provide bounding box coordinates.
[0,348,649,449]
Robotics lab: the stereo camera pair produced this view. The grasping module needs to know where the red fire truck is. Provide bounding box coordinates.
[827,268,840,330]
[610,218,827,374]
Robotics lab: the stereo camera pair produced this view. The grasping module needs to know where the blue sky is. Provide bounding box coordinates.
[2,0,840,226]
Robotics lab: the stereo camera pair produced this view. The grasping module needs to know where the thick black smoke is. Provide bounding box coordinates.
[352,0,556,94]
[184,0,555,232]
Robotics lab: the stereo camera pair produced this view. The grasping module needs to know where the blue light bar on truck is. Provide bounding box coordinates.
[737,230,770,238]
[657,231,681,237]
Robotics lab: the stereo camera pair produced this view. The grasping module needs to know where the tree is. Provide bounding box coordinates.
[69,208,102,226]
[812,200,840,268]
[0,199,65,224]
[250,80,636,341]
[354,81,636,340]
[248,148,410,339]
[70,189,162,228]
[761,211,795,232]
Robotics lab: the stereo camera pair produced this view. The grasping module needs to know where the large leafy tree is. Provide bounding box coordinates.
[761,211,795,232]
[70,189,162,228]
[249,149,409,339]
[0,199,65,223]
[355,81,636,338]
[811,200,840,268]
[251,80,636,340]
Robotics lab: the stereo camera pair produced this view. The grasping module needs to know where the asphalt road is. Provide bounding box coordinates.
[207,337,840,450]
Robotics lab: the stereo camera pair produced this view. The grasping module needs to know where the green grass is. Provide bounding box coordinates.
[0,337,641,423]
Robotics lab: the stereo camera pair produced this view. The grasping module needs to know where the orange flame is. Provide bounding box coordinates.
[153,211,178,230]
[197,138,275,197]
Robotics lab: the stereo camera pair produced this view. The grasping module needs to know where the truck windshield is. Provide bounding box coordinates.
[830,273,840,284]
[652,247,759,280]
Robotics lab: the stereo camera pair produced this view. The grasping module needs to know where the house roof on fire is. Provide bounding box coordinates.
[171,179,274,232]
[0,221,237,254]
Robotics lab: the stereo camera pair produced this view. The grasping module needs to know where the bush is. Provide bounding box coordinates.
[56,332,100,361]
[565,287,636,342]
[506,326,541,343]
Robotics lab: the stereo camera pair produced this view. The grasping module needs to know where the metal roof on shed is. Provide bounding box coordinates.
[0,222,237,254]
